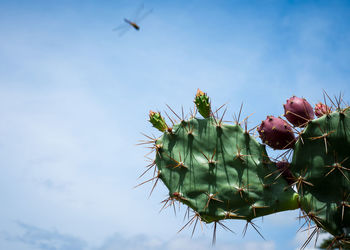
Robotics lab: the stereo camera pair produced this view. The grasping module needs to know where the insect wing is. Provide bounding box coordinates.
[135,8,153,23]
[112,23,128,31]
[112,23,131,37]
[117,27,130,37]
[132,4,145,21]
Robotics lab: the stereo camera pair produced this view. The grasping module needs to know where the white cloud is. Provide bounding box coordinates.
[243,241,275,250]
[2,223,276,250]
[95,233,275,250]
[2,222,87,250]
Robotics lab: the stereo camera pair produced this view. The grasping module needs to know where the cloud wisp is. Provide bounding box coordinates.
[2,222,87,250]
[1,222,276,250]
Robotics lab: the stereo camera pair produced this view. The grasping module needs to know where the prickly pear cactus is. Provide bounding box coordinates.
[154,116,299,223]
[140,90,350,248]
[143,90,299,232]
[290,107,350,241]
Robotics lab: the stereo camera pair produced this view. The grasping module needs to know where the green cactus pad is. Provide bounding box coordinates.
[291,108,350,238]
[154,117,299,223]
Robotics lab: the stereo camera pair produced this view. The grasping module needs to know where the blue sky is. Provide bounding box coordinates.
[0,0,349,249]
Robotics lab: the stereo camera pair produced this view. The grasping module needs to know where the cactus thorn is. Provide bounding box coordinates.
[242,221,265,240]
[233,146,251,163]
[204,192,223,209]
[324,153,350,181]
[200,149,217,165]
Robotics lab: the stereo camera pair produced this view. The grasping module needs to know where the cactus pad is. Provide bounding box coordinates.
[290,107,350,239]
[154,116,299,223]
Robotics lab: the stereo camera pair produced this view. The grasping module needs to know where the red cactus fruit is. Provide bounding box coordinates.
[314,102,331,118]
[276,161,294,185]
[257,116,295,150]
[283,96,314,127]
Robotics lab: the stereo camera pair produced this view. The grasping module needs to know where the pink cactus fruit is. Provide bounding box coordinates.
[257,116,295,150]
[276,160,294,185]
[314,102,331,118]
[283,96,314,127]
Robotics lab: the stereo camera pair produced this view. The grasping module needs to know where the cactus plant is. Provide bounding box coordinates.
[139,90,350,248]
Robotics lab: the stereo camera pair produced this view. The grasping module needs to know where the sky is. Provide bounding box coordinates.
[0,0,350,249]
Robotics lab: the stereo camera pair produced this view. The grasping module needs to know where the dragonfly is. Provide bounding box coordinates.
[113,4,153,36]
